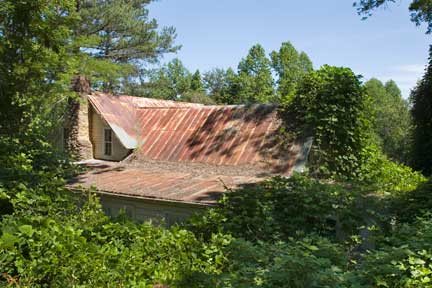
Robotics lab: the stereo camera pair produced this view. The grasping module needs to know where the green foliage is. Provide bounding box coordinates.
[190,174,367,243]
[364,78,412,164]
[0,210,230,287]
[235,44,275,104]
[77,0,179,92]
[411,46,432,176]
[0,0,78,136]
[0,135,230,287]
[352,215,432,287]
[360,144,425,193]
[142,42,311,105]
[392,177,432,223]
[271,42,313,101]
[281,65,373,179]
[133,59,213,104]
[354,0,432,34]
[203,68,230,103]
[190,70,205,92]
[192,237,348,288]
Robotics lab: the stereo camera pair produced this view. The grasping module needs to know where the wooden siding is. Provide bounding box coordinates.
[90,106,131,161]
[99,192,206,226]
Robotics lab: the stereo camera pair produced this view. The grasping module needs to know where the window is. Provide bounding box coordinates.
[104,128,112,156]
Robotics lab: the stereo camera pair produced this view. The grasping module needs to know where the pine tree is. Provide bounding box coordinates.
[411,46,432,175]
[203,68,228,103]
[191,70,204,92]
[76,0,180,92]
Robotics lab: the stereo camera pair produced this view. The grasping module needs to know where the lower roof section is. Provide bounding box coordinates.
[68,159,265,205]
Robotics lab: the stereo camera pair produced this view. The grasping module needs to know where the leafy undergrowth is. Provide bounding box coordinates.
[1,134,431,287]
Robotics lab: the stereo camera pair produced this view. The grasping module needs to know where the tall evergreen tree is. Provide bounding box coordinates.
[411,46,432,175]
[203,68,228,103]
[271,42,313,101]
[76,0,180,92]
[0,0,78,135]
[190,70,204,92]
[237,44,275,103]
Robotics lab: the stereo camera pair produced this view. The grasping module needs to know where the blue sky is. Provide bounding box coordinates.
[149,0,430,98]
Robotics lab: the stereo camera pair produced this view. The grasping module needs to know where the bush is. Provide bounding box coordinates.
[392,177,432,223]
[190,236,348,288]
[0,136,231,287]
[280,65,373,179]
[359,144,426,194]
[189,174,371,243]
[0,189,232,287]
[352,216,432,288]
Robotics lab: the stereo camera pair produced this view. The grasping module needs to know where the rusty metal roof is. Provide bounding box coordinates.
[88,93,202,149]
[88,92,303,174]
[69,160,262,205]
[72,93,311,204]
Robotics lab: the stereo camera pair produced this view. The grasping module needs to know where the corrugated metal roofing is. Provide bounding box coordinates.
[88,93,202,149]
[88,92,302,174]
[68,161,262,205]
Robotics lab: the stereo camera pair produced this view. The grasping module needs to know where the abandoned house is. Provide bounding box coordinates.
[66,80,312,225]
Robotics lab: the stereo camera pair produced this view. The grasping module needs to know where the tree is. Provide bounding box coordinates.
[281,65,373,178]
[236,44,275,104]
[299,52,314,73]
[76,0,180,92]
[354,0,432,34]
[143,58,191,100]
[385,80,402,99]
[411,46,432,175]
[270,42,313,101]
[220,67,244,104]
[364,78,412,163]
[190,70,204,92]
[203,68,228,103]
[0,0,78,136]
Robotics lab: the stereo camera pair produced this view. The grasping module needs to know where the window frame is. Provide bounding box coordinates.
[104,128,113,156]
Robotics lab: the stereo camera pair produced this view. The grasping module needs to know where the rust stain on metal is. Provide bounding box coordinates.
[68,161,262,205]
[88,92,300,174]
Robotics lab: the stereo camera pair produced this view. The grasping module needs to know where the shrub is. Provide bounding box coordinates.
[190,236,348,288]
[280,65,373,179]
[352,215,432,288]
[189,174,370,243]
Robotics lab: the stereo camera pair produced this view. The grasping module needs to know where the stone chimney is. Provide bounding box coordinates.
[64,76,93,160]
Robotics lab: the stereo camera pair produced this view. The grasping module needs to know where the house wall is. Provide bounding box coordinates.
[89,105,131,161]
[98,193,208,226]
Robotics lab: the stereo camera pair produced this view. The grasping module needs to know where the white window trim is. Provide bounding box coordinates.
[104,128,113,156]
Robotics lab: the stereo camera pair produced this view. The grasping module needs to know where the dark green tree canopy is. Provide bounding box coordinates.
[236,44,275,103]
[271,42,313,101]
[354,0,432,33]
[190,70,204,92]
[411,46,432,175]
[385,79,403,99]
[77,0,180,91]
[0,0,78,135]
[203,68,229,103]
[282,65,373,178]
[364,78,412,163]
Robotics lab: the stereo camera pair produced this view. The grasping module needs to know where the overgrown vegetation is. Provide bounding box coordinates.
[1,0,432,287]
